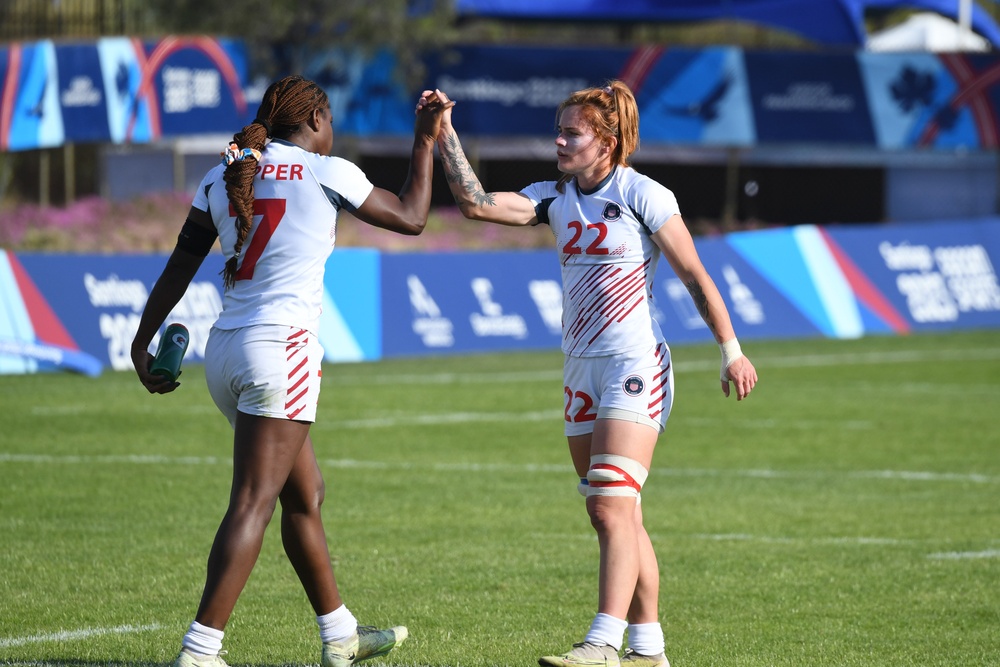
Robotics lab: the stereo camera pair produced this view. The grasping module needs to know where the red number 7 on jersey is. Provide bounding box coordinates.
[228,198,287,281]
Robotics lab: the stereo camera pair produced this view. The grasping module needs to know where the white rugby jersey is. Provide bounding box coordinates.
[192,139,375,334]
[521,166,680,357]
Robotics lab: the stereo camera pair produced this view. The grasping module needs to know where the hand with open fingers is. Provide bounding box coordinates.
[722,355,758,400]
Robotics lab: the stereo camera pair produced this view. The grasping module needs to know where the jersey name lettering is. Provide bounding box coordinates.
[257,163,304,180]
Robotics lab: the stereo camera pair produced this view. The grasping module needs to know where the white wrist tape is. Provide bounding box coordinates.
[720,338,743,381]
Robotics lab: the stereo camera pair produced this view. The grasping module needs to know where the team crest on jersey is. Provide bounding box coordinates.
[623,375,645,396]
[602,202,622,221]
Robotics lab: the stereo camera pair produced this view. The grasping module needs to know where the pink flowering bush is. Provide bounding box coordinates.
[0,193,192,254]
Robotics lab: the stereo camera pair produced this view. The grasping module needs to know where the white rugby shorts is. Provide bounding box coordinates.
[205,324,323,427]
[563,342,674,437]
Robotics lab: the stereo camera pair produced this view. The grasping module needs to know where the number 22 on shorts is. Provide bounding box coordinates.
[565,386,598,423]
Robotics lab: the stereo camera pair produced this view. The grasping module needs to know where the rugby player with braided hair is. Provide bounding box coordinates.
[132,75,452,667]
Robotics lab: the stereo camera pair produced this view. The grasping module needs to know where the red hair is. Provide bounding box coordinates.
[555,80,639,192]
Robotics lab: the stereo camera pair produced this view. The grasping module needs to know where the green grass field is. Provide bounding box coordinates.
[1,331,998,667]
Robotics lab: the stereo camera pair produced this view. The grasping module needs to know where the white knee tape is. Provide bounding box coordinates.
[586,454,648,498]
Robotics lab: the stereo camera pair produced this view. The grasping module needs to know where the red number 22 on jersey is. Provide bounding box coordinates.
[562,220,609,255]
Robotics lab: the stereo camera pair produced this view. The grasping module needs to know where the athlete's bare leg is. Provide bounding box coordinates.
[627,501,660,624]
[194,412,311,629]
[279,434,342,615]
[569,418,658,619]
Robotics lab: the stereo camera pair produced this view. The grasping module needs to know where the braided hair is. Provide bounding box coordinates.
[554,79,639,193]
[221,75,330,288]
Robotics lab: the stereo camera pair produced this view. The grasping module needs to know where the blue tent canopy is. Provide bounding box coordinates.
[453,0,1000,48]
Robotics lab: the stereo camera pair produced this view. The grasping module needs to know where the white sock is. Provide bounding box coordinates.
[627,622,665,655]
[584,613,628,651]
[317,605,358,643]
[181,621,224,656]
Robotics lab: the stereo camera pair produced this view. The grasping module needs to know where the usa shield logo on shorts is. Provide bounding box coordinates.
[623,375,645,396]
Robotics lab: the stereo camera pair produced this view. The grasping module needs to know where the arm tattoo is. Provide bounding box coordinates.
[441,132,496,208]
[686,280,719,336]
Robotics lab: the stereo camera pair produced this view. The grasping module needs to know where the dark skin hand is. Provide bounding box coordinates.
[131,246,204,394]
[351,91,454,235]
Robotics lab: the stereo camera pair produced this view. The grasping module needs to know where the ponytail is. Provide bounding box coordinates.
[555,79,640,193]
[220,75,329,289]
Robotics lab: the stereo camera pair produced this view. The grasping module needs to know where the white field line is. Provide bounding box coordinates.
[538,532,917,546]
[529,532,1000,556]
[30,383,1000,418]
[324,409,564,429]
[322,346,1000,385]
[0,452,996,485]
[0,623,163,648]
[27,345,1000,418]
[688,533,915,546]
[927,549,1000,560]
[28,407,876,430]
[680,417,875,430]
[29,404,220,416]
[317,413,874,431]
[687,536,1000,559]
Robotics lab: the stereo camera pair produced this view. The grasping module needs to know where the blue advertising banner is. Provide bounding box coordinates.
[304,49,415,136]
[424,46,616,136]
[144,36,252,138]
[744,51,877,145]
[1,36,250,151]
[0,46,12,150]
[424,45,758,145]
[1,41,64,151]
[823,219,1000,331]
[633,47,755,147]
[5,39,1000,151]
[656,235,823,344]
[2,220,998,376]
[56,43,112,143]
[380,250,563,357]
[859,52,1000,150]
[0,251,102,376]
[96,36,155,144]
[320,249,382,362]
[423,46,1000,150]
[14,254,225,374]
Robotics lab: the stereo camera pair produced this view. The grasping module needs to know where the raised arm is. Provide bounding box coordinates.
[652,214,758,399]
[431,90,537,226]
[351,91,454,235]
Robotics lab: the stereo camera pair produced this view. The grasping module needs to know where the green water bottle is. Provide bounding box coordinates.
[150,322,190,382]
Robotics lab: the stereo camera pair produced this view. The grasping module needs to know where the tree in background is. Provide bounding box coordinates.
[142,0,457,87]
